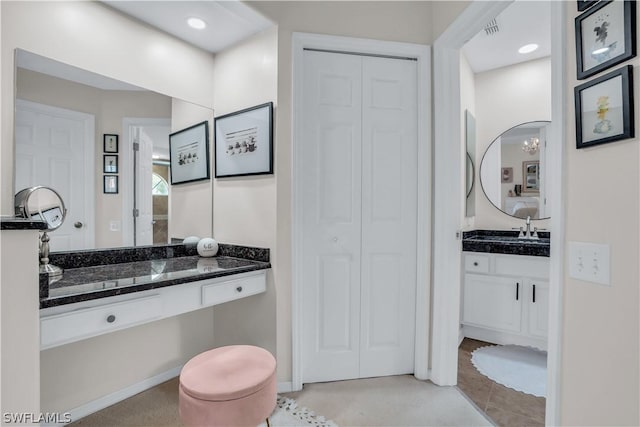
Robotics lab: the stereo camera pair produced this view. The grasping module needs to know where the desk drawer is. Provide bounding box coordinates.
[41,295,162,349]
[202,273,266,306]
[464,253,490,273]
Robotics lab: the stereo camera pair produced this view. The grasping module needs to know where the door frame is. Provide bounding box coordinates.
[15,99,96,249]
[430,2,566,425]
[121,117,171,247]
[291,32,431,391]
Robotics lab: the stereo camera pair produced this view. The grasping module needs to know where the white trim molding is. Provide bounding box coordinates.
[291,32,431,391]
[44,366,183,427]
[432,1,565,425]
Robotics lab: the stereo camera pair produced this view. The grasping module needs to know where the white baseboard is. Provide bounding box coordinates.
[44,365,183,426]
[277,382,293,393]
[458,325,464,347]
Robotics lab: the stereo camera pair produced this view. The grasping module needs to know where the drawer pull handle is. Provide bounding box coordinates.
[236,286,243,293]
[516,282,519,301]
[106,315,116,323]
[473,262,478,266]
[533,284,536,303]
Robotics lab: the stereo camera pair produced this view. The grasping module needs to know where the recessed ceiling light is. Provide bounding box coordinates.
[518,43,539,54]
[187,17,206,30]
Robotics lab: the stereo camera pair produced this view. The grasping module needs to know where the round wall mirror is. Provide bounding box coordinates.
[479,121,551,220]
[15,186,67,230]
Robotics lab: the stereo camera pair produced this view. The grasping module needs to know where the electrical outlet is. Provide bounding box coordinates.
[109,221,120,232]
[568,241,610,286]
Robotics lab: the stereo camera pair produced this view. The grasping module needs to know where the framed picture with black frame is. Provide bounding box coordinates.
[103,154,118,173]
[169,121,210,185]
[104,134,119,153]
[575,64,634,148]
[575,0,636,80]
[577,0,598,12]
[104,175,119,194]
[214,102,273,178]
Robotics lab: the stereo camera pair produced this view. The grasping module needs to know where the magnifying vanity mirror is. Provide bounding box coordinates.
[14,186,67,277]
[479,121,550,220]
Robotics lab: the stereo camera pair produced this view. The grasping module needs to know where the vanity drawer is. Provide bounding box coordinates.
[495,255,549,279]
[201,272,266,306]
[464,254,490,273]
[41,295,162,349]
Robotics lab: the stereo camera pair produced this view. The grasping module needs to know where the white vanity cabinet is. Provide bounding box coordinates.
[462,252,549,350]
[40,270,267,350]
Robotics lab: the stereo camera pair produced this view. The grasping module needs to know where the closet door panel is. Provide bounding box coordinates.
[360,56,418,377]
[301,50,363,382]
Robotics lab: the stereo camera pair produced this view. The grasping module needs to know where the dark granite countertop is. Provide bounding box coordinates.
[40,243,270,309]
[462,230,550,257]
[1,216,47,230]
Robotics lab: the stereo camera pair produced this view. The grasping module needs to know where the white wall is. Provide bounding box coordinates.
[473,57,551,229]
[210,26,278,358]
[560,3,639,425]
[247,0,468,384]
[1,1,217,414]
[1,229,40,418]
[1,1,215,215]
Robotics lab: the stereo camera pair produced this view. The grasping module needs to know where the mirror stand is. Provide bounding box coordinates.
[39,231,63,279]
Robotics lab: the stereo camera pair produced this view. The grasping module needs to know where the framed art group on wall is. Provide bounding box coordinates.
[103,134,119,194]
[574,0,636,149]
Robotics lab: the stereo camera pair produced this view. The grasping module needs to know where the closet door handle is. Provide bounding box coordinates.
[532,284,536,303]
[516,282,519,301]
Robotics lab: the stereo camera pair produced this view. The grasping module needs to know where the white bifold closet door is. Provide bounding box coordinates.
[301,49,418,383]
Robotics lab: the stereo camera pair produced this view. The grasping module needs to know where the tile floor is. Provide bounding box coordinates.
[457,338,546,427]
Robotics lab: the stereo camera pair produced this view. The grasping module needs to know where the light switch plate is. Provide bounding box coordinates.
[568,241,610,286]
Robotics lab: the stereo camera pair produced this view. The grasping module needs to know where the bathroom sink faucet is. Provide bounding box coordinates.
[517,216,539,240]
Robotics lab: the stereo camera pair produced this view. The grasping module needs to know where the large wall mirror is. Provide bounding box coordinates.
[479,121,550,220]
[14,49,214,252]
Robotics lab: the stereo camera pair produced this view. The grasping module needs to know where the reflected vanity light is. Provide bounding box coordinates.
[187,17,207,30]
[522,137,540,155]
[518,43,539,54]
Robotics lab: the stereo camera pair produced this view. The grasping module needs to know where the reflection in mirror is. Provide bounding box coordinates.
[465,110,476,217]
[480,121,550,220]
[14,186,67,278]
[14,49,213,252]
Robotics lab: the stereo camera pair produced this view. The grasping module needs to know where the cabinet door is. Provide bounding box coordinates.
[528,280,549,338]
[463,274,522,333]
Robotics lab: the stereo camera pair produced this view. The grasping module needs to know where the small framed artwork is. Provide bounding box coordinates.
[104,134,119,153]
[103,155,118,173]
[169,121,210,185]
[575,64,634,149]
[214,102,273,178]
[104,175,118,194]
[522,161,540,193]
[575,0,636,80]
[501,167,513,183]
[577,0,598,12]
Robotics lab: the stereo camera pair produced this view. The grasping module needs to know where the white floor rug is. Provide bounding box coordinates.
[471,344,547,397]
[259,396,338,427]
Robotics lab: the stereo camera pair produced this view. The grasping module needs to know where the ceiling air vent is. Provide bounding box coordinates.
[484,18,500,36]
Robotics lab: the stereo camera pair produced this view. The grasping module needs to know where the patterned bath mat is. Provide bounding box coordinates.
[259,396,338,427]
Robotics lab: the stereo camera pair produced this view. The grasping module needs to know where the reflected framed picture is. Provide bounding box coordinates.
[575,0,636,79]
[103,155,118,173]
[575,65,634,148]
[104,134,119,153]
[522,161,540,193]
[214,102,273,178]
[501,167,513,183]
[169,121,210,185]
[104,175,118,194]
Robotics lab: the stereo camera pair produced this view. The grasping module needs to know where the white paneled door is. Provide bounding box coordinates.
[301,50,418,383]
[15,100,95,251]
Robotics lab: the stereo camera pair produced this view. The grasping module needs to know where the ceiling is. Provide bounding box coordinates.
[102,0,273,54]
[462,1,551,73]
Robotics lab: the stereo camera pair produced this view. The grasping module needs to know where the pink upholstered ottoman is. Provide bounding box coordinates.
[179,345,277,427]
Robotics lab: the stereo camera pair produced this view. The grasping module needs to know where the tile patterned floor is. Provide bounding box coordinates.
[458,338,546,427]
